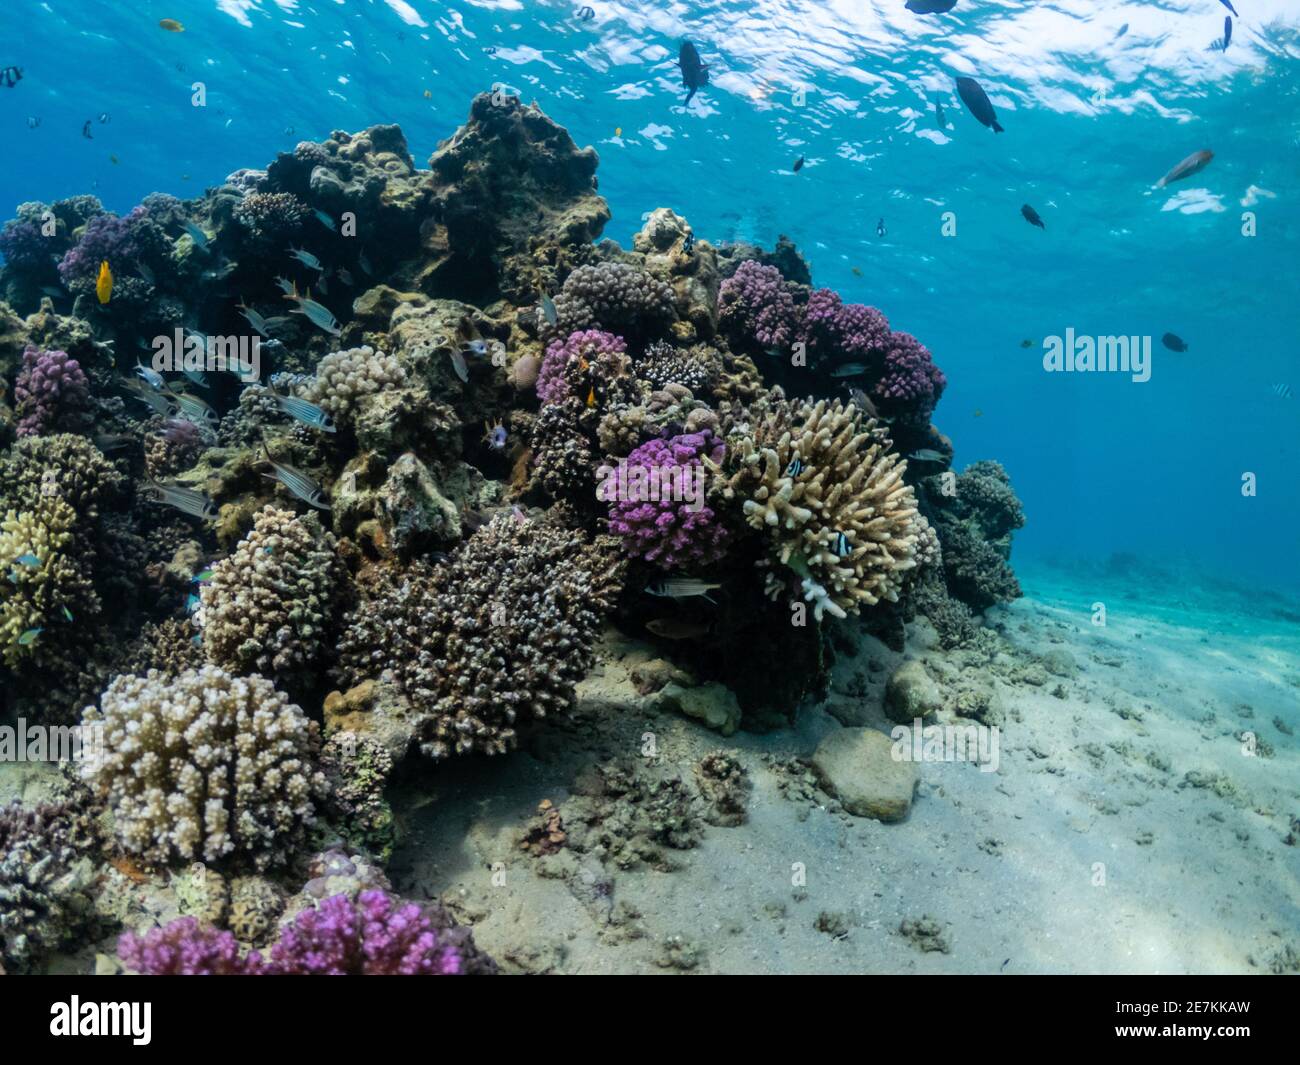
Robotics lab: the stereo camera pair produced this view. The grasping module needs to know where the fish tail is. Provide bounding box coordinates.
[992,121,1004,133]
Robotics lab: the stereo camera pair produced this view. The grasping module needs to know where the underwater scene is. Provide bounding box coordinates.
[0,0,1297,983]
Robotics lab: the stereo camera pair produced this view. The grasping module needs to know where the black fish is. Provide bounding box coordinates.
[679,41,709,106]
[682,232,695,255]
[1161,333,1188,353]
[81,120,92,139]
[956,77,1004,133]
[577,5,596,20]
[905,0,957,12]
[1021,204,1045,229]
[1224,16,1233,50]
[0,66,21,88]
[793,155,804,172]
[1219,0,1238,15]
[876,218,886,237]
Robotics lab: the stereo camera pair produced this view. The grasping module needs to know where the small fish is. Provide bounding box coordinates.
[127,378,176,415]
[192,633,203,647]
[1161,333,1188,353]
[336,268,354,287]
[40,285,63,298]
[847,388,881,419]
[682,232,695,255]
[358,251,373,275]
[181,366,209,389]
[785,457,804,477]
[313,209,335,231]
[679,41,710,106]
[577,5,596,20]
[539,292,558,327]
[1,66,23,88]
[237,301,272,338]
[61,606,74,622]
[192,569,215,583]
[183,221,210,250]
[142,478,218,520]
[82,120,93,139]
[935,100,946,129]
[272,390,337,433]
[317,274,330,295]
[275,276,296,297]
[793,155,804,173]
[14,553,41,567]
[109,153,120,165]
[159,18,185,32]
[1271,383,1292,400]
[1115,24,1128,41]
[586,387,597,409]
[956,76,1003,133]
[1156,150,1213,189]
[289,246,323,270]
[27,116,40,128]
[1020,339,1034,349]
[973,409,983,417]
[646,578,721,604]
[447,347,469,382]
[17,628,42,646]
[455,315,491,357]
[185,594,201,614]
[166,388,218,424]
[905,0,957,12]
[645,618,710,641]
[614,126,622,137]
[262,445,331,510]
[876,218,886,238]
[831,531,851,558]
[483,420,509,451]
[98,112,111,124]
[830,363,867,378]
[851,267,862,277]
[1211,16,1233,52]
[1021,204,1046,229]
[95,260,113,304]
[289,294,342,337]
[907,449,946,463]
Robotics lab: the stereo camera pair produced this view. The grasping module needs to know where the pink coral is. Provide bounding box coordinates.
[14,345,90,437]
[118,917,262,975]
[875,332,946,421]
[536,329,629,406]
[718,261,801,352]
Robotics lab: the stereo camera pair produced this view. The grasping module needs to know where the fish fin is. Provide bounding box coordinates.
[992,121,1004,133]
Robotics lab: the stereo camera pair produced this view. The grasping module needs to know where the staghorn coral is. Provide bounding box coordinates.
[80,666,328,870]
[603,430,729,569]
[199,506,344,686]
[0,798,101,973]
[718,397,921,616]
[304,344,407,425]
[336,512,624,759]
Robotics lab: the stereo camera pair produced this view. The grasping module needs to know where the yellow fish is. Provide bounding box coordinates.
[159,18,184,32]
[586,387,596,409]
[615,126,622,136]
[423,89,432,99]
[974,409,983,418]
[95,260,113,304]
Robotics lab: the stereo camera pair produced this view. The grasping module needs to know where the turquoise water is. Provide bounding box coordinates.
[1,0,1297,586]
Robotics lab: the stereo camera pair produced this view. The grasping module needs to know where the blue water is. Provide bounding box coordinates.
[2,0,1297,589]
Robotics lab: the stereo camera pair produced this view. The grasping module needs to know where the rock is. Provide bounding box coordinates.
[656,681,741,735]
[885,659,942,724]
[810,727,918,822]
[630,658,694,696]
[375,452,460,554]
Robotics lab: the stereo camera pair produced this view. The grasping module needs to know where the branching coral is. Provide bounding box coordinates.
[81,666,328,870]
[199,506,345,686]
[0,798,101,973]
[304,345,407,425]
[336,513,624,759]
[603,430,729,569]
[718,397,921,615]
[14,346,90,437]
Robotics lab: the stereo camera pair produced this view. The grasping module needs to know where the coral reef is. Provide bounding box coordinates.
[14,346,90,437]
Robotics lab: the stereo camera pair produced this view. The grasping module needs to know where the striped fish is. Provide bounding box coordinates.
[165,388,218,425]
[262,445,331,510]
[238,301,273,338]
[272,390,337,433]
[289,295,342,337]
[127,378,177,415]
[831,531,852,558]
[142,477,218,520]
[289,246,323,270]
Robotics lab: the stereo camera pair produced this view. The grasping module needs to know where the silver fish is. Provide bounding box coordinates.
[143,477,218,520]
[238,301,272,338]
[289,246,323,270]
[262,445,331,510]
[290,296,342,337]
[907,449,946,463]
[447,347,469,382]
[337,268,354,287]
[830,363,867,377]
[273,391,337,433]
[166,388,218,424]
[645,578,721,604]
[1156,150,1213,189]
[134,361,165,390]
[183,221,210,250]
[127,378,176,415]
[182,366,210,389]
[313,209,335,231]
[275,276,296,297]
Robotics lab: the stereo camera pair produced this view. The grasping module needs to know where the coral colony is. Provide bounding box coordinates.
[0,94,1023,975]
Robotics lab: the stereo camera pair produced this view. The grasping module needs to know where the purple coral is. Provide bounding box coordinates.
[801,288,891,362]
[57,206,164,285]
[718,260,801,352]
[118,917,261,975]
[14,345,90,437]
[118,891,481,976]
[537,329,628,406]
[604,431,728,569]
[0,220,53,272]
[875,332,947,421]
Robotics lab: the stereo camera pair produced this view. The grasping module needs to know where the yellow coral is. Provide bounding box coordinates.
[0,500,81,668]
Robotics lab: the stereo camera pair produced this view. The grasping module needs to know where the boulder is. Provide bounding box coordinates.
[811,727,918,822]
